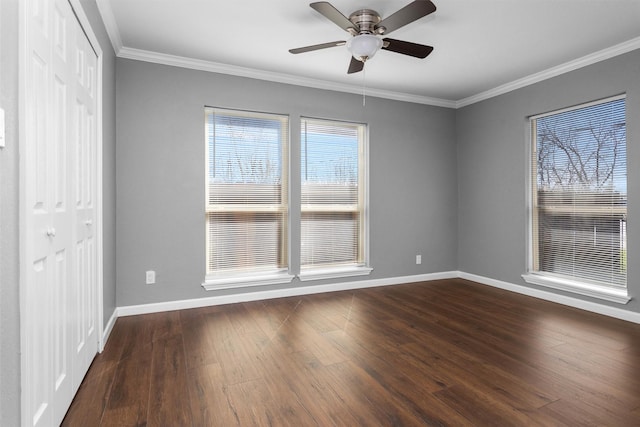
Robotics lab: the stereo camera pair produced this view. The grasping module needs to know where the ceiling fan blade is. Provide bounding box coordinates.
[310,2,358,34]
[382,38,433,58]
[289,40,346,54]
[347,56,364,74]
[376,0,436,35]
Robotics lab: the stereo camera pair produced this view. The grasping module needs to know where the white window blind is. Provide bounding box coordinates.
[205,107,289,276]
[530,95,627,289]
[301,118,367,269]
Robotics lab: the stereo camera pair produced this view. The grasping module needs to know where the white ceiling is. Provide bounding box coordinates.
[97,0,640,107]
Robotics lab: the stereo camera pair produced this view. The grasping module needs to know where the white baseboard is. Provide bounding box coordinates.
[458,271,640,324]
[111,270,639,326]
[117,271,458,317]
[100,308,118,352]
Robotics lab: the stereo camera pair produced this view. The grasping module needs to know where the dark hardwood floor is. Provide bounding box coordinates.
[62,279,640,426]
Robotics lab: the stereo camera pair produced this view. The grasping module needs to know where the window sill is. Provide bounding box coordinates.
[521,273,631,304]
[202,271,294,291]
[298,266,373,282]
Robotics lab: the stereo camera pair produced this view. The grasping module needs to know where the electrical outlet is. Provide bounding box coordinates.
[416,255,422,265]
[145,270,156,285]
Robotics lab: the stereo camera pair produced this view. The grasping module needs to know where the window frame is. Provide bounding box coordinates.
[202,107,294,290]
[297,117,372,281]
[522,94,630,304]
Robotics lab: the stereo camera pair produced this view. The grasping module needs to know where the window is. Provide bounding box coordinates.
[299,118,371,280]
[523,95,629,303]
[203,107,293,289]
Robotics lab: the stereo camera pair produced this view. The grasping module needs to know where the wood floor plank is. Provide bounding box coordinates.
[243,299,307,355]
[216,329,269,385]
[329,318,444,392]
[63,279,640,426]
[433,382,541,427]
[322,360,422,426]
[62,317,138,426]
[61,358,117,427]
[100,342,153,426]
[283,312,347,366]
[147,335,193,427]
[537,398,627,427]
[186,362,241,427]
[385,317,561,411]
[303,291,360,328]
[243,298,302,337]
[277,350,376,427]
[148,310,182,343]
[226,377,319,427]
[296,297,348,333]
[546,341,640,396]
[116,314,160,361]
[324,329,474,425]
[180,310,222,368]
[224,303,264,336]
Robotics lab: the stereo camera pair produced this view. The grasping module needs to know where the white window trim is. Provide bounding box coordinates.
[300,117,371,271]
[522,273,630,304]
[204,107,290,280]
[202,270,295,291]
[524,94,629,304]
[298,265,373,282]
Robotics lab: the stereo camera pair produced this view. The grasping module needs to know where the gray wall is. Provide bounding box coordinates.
[457,49,640,313]
[0,1,116,424]
[1,0,21,425]
[115,58,458,306]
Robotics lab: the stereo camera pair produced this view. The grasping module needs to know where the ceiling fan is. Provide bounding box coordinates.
[289,1,436,74]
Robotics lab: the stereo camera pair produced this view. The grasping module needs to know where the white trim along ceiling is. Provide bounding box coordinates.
[96,0,640,108]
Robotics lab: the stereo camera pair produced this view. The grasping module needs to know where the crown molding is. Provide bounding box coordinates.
[456,36,640,108]
[116,47,456,108]
[95,0,122,55]
[94,0,639,109]
[116,37,640,109]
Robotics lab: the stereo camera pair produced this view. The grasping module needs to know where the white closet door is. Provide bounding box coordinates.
[72,8,99,394]
[21,0,99,425]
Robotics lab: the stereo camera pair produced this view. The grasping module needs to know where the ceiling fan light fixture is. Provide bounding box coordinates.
[347,34,383,61]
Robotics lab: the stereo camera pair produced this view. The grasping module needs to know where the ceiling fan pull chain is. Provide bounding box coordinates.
[362,66,366,106]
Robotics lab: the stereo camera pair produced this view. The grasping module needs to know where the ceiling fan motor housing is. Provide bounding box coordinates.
[348,9,385,35]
